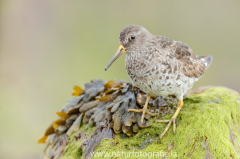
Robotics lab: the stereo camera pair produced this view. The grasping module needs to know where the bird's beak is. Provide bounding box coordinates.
[105,44,126,71]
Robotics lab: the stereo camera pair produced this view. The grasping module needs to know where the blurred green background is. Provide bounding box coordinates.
[0,0,239,158]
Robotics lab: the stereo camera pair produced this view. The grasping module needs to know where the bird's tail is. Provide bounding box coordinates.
[200,56,213,70]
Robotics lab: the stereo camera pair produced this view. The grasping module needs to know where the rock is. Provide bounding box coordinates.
[41,85,240,159]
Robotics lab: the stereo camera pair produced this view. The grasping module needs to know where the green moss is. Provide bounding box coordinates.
[61,87,240,159]
[61,124,95,159]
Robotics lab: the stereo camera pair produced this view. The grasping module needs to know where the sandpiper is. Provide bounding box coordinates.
[105,25,213,139]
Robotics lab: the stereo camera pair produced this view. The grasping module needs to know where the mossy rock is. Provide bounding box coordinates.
[45,87,240,159]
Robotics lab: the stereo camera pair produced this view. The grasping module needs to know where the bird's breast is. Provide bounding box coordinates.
[125,50,163,82]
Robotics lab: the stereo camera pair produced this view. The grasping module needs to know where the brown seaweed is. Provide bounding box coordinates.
[47,134,69,159]
[40,79,176,159]
[82,120,115,159]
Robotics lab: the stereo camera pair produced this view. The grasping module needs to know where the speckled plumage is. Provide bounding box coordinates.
[119,25,213,100]
[105,25,213,139]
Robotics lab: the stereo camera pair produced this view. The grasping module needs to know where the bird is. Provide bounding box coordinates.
[105,25,213,139]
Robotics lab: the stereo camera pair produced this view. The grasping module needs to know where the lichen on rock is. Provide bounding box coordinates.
[40,80,240,159]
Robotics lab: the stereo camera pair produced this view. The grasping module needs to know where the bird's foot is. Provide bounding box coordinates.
[155,99,183,139]
[127,107,158,123]
[155,117,176,139]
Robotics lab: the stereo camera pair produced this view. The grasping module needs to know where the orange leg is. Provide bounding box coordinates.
[127,94,158,123]
[155,99,183,139]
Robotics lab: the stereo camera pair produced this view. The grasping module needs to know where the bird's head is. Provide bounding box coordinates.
[105,25,151,71]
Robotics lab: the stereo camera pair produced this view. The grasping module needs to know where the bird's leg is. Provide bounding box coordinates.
[127,93,158,123]
[155,99,183,139]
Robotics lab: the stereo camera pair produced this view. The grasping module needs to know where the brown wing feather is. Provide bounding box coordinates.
[173,42,206,78]
[154,36,208,78]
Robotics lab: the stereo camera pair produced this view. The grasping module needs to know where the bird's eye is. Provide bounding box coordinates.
[130,35,136,40]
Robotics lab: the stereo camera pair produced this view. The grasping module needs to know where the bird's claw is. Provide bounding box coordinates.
[155,117,176,139]
[128,107,158,123]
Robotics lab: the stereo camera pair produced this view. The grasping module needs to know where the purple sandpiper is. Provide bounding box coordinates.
[105,25,213,139]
